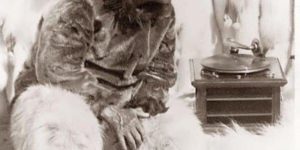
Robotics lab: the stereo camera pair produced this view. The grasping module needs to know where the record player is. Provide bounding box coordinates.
[190,39,287,132]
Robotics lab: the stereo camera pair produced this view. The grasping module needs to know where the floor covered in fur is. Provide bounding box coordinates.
[0,92,296,150]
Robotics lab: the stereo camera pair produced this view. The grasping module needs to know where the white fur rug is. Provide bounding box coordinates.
[0,89,296,150]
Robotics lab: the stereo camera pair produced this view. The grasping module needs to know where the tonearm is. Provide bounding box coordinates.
[225,38,265,57]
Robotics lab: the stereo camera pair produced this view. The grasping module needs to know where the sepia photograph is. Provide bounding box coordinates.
[0,0,298,149]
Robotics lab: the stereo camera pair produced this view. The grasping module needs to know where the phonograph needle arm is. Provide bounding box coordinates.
[225,38,252,50]
[225,38,265,57]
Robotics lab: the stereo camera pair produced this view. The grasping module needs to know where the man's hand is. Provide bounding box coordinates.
[101,106,145,150]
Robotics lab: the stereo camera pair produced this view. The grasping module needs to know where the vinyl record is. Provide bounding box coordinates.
[201,54,272,73]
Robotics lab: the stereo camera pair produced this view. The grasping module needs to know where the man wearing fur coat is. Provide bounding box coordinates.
[10,0,205,150]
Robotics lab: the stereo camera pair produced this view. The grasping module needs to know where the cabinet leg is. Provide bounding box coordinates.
[196,88,207,124]
[272,87,281,123]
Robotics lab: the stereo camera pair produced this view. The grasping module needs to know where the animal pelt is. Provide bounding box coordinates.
[0,19,7,91]
[172,0,223,93]
[10,85,103,150]
[0,18,11,119]
[124,96,169,116]
[139,98,208,150]
[259,0,293,71]
[213,0,260,51]
[10,84,206,150]
[0,0,59,103]
[0,50,9,119]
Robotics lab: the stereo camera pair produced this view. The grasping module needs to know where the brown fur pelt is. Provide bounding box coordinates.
[124,96,169,116]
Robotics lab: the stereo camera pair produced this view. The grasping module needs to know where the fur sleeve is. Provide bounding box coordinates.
[35,0,109,107]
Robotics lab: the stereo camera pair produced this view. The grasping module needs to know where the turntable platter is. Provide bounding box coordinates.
[201,54,272,73]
